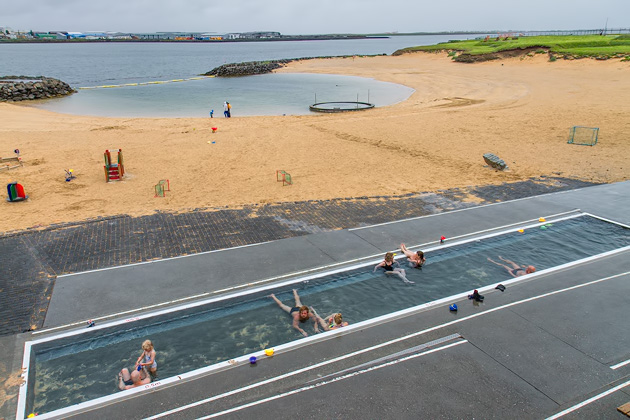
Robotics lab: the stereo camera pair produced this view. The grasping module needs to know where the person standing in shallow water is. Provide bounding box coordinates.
[226,101,232,117]
[270,289,320,336]
[135,339,157,375]
[223,101,228,118]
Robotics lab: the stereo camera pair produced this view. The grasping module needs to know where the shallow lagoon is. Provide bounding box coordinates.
[29,73,415,117]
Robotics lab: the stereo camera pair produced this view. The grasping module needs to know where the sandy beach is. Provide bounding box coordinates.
[1,53,628,233]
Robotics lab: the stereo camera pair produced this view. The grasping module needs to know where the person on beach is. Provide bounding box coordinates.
[223,101,228,118]
[374,252,414,283]
[400,243,426,268]
[270,289,320,336]
[487,256,536,277]
[210,109,214,118]
[227,101,232,117]
[135,340,157,375]
[118,366,150,390]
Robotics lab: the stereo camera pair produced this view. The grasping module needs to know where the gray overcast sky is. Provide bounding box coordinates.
[2,0,628,34]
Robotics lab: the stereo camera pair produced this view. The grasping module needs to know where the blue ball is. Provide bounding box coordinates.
[449,304,458,311]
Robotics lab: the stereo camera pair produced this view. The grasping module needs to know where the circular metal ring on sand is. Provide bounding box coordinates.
[309,101,375,113]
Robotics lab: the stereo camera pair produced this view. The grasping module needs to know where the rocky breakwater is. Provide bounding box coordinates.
[204,54,386,77]
[0,76,75,102]
[203,60,291,77]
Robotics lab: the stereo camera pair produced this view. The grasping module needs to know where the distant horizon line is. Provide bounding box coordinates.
[1,28,620,36]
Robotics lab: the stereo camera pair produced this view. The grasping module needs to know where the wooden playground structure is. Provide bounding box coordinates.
[104,149,124,182]
[1,149,23,171]
[276,170,292,186]
[154,179,170,197]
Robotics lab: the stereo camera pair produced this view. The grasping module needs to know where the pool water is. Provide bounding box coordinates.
[29,216,630,414]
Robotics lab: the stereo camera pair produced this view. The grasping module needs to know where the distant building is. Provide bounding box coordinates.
[66,32,85,39]
[0,26,17,39]
[35,33,56,39]
[239,31,281,39]
[220,32,281,40]
[106,32,132,40]
[198,33,221,40]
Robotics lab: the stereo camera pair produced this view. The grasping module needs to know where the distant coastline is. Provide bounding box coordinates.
[0,32,496,44]
[1,34,391,43]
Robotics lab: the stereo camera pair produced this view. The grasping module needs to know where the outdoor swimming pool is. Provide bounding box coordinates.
[22,214,630,416]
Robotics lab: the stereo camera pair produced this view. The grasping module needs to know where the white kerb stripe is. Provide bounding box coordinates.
[545,379,630,420]
[196,340,468,419]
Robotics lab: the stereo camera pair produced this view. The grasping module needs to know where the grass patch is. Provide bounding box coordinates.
[398,35,630,60]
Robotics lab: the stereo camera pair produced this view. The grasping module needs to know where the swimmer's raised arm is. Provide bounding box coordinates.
[292,317,307,336]
[309,307,321,333]
[373,261,384,272]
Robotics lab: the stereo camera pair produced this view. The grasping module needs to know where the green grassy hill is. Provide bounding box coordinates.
[395,35,630,62]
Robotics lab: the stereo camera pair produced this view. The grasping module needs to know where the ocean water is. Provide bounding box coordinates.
[1,35,487,85]
[1,34,487,117]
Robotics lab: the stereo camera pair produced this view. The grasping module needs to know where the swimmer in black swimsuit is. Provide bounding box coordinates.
[487,256,536,278]
[374,252,414,283]
[270,289,320,337]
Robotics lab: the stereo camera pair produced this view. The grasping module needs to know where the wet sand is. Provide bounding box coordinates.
[1,53,628,233]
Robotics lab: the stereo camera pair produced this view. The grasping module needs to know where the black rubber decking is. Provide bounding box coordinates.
[0,177,597,336]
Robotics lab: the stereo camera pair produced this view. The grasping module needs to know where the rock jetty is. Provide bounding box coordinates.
[203,60,291,77]
[0,76,75,102]
[203,54,386,77]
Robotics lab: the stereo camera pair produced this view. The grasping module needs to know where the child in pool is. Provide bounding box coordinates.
[325,312,349,330]
[135,339,157,375]
[310,309,349,331]
[374,252,414,283]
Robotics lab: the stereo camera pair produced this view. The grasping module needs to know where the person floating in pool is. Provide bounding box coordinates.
[270,289,320,337]
[135,339,157,375]
[487,256,536,277]
[374,252,414,283]
[118,366,150,390]
[400,243,426,268]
